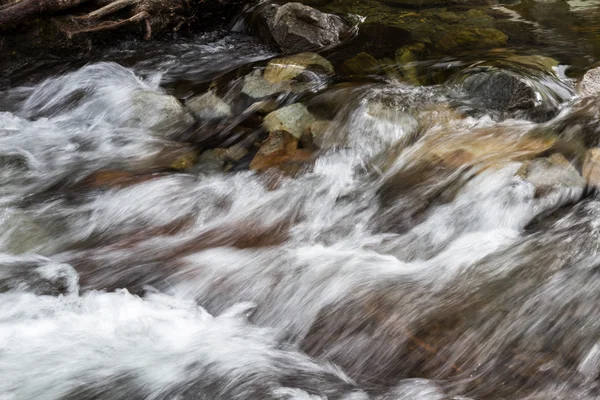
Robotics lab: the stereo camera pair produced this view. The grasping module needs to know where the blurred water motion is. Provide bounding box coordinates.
[4,1,600,399]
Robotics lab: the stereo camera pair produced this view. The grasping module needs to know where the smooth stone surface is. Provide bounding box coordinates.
[263,103,316,139]
[253,2,351,54]
[186,91,233,122]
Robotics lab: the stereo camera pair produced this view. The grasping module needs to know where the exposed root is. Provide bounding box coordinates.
[63,10,149,39]
[73,0,139,21]
[0,0,90,25]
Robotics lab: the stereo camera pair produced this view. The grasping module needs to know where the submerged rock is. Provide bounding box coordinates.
[583,148,600,190]
[341,52,381,76]
[542,95,600,149]
[0,255,78,296]
[250,130,313,173]
[382,0,482,6]
[437,27,508,51]
[263,103,316,139]
[186,91,233,122]
[253,2,351,54]
[517,153,586,199]
[242,69,292,100]
[308,120,333,148]
[450,60,575,122]
[264,53,334,83]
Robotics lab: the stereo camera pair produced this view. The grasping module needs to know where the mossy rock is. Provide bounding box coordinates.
[340,52,382,76]
[437,27,508,51]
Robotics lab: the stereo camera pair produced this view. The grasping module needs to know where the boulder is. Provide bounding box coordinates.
[186,91,232,122]
[578,66,600,97]
[451,61,575,122]
[263,103,316,139]
[253,2,351,54]
[263,53,334,83]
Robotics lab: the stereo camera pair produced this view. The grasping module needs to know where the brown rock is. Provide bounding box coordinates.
[250,130,313,174]
[583,148,600,189]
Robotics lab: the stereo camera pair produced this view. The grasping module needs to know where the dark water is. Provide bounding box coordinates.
[2,0,600,399]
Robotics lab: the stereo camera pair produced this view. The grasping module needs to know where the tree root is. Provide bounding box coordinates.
[73,0,139,21]
[0,0,91,25]
[63,10,150,39]
[0,0,252,39]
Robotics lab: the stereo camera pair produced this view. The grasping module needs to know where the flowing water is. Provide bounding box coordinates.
[4,1,600,399]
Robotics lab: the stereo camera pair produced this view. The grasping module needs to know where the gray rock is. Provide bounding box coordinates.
[186,91,233,122]
[579,66,600,97]
[130,90,195,137]
[453,65,574,122]
[254,2,351,54]
[517,153,586,198]
[263,103,316,139]
[242,69,292,100]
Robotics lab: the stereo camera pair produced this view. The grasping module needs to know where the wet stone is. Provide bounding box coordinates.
[263,103,316,139]
[250,130,313,173]
[517,153,586,199]
[263,53,334,83]
[130,90,195,137]
[583,148,600,190]
[578,66,600,97]
[186,91,233,122]
[253,2,351,54]
[341,52,381,76]
[437,27,508,51]
[242,69,292,100]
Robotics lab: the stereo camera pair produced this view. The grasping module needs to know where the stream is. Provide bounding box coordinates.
[3,0,600,399]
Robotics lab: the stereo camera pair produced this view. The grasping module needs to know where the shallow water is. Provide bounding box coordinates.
[3,1,600,399]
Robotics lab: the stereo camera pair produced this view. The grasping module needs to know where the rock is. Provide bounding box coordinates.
[382,0,482,6]
[195,150,226,174]
[214,145,250,162]
[517,153,586,198]
[452,63,575,122]
[309,120,333,148]
[130,90,195,137]
[263,103,316,139]
[497,54,559,72]
[250,130,313,173]
[253,2,351,54]
[242,69,292,100]
[0,255,78,296]
[437,27,508,51]
[579,66,600,97]
[395,43,426,85]
[541,95,600,149]
[186,91,232,122]
[264,53,334,83]
[583,148,600,190]
[82,170,163,190]
[341,52,381,76]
